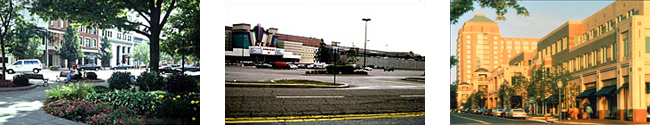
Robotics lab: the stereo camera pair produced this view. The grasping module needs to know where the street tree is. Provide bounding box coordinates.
[314,41,331,63]
[131,44,150,67]
[450,56,458,68]
[497,82,515,108]
[450,80,458,109]
[0,0,20,80]
[6,19,46,60]
[30,0,182,72]
[99,36,112,67]
[56,25,83,69]
[450,0,530,24]
[511,72,529,108]
[346,47,359,64]
[163,0,199,59]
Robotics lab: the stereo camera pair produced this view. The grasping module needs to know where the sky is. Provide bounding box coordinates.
[449,1,614,83]
[225,0,433,56]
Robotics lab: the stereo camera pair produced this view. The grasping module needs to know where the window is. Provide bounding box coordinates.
[59,20,63,28]
[49,20,53,26]
[467,60,470,63]
[117,33,122,39]
[93,39,97,47]
[466,55,470,59]
[493,36,497,40]
[466,65,470,68]
[85,38,91,47]
[466,50,471,54]
[622,31,629,59]
[467,70,471,73]
[467,45,471,48]
[466,35,470,39]
[646,37,650,53]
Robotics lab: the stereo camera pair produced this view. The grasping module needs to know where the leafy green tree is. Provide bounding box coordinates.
[314,41,331,63]
[0,0,21,80]
[131,44,149,67]
[346,47,359,64]
[450,56,458,68]
[450,0,530,24]
[450,80,458,109]
[99,36,112,67]
[6,19,46,60]
[163,0,199,59]
[30,0,181,72]
[56,25,82,69]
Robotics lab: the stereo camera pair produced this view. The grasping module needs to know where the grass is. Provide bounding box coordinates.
[403,78,425,82]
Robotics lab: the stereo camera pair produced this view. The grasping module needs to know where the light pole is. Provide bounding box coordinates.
[362,18,370,68]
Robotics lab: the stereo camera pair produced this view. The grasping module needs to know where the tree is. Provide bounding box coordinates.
[450,0,530,24]
[6,19,46,60]
[450,80,458,109]
[163,0,199,59]
[30,0,181,72]
[346,47,359,64]
[314,41,331,63]
[0,0,20,80]
[131,44,149,66]
[450,56,458,68]
[56,25,82,69]
[99,36,112,67]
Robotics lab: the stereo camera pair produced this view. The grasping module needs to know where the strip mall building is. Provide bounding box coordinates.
[457,0,649,122]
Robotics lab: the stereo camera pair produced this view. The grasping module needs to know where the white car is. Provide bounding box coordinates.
[493,109,504,117]
[506,109,527,119]
[364,67,373,71]
[6,59,43,74]
[289,64,298,69]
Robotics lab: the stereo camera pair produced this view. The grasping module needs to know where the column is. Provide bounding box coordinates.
[597,71,605,119]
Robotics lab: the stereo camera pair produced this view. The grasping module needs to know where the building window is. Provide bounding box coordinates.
[93,39,97,47]
[466,35,470,39]
[85,38,91,47]
[117,33,121,39]
[59,20,63,28]
[622,31,629,59]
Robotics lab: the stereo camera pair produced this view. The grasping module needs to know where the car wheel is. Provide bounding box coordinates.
[33,69,40,73]
[96,68,100,71]
[7,69,14,74]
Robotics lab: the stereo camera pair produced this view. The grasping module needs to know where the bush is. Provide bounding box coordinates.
[93,86,110,93]
[136,71,164,91]
[12,74,30,86]
[164,73,198,94]
[45,83,95,102]
[49,65,60,70]
[86,72,97,79]
[107,72,133,90]
[44,99,144,124]
[85,90,158,117]
[156,92,200,123]
[325,65,355,74]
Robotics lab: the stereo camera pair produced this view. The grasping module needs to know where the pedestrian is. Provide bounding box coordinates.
[531,107,535,115]
[586,106,593,119]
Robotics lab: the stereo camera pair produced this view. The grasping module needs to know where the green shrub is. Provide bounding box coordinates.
[86,72,97,79]
[164,73,198,94]
[45,83,95,102]
[136,71,164,91]
[12,74,29,86]
[107,72,133,90]
[85,90,158,117]
[93,86,110,93]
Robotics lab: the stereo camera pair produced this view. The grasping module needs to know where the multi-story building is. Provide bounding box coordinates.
[456,14,539,85]
[225,23,314,63]
[100,29,134,67]
[276,33,321,63]
[458,1,649,122]
[76,26,100,65]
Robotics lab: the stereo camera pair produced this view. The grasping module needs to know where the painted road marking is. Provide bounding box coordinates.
[400,95,425,98]
[226,112,424,123]
[370,79,424,86]
[452,114,491,124]
[276,96,344,98]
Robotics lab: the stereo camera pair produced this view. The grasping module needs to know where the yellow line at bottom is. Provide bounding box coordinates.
[452,114,491,124]
[225,112,425,123]
[369,79,425,86]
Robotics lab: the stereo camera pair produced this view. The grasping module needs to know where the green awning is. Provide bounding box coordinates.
[615,84,628,93]
[576,89,596,99]
[593,86,617,96]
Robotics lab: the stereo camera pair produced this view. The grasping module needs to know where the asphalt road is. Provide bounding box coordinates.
[450,113,547,124]
[226,66,425,124]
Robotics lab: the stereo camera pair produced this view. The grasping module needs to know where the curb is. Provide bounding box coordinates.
[226,82,349,88]
[0,84,38,92]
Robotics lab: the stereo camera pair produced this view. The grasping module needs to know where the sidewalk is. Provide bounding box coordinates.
[0,80,87,125]
[527,114,649,124]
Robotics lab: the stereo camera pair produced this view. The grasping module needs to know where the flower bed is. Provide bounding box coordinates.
[44,99,144,124]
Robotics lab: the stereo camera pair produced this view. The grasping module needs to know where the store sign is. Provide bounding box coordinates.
[250,46,284,55]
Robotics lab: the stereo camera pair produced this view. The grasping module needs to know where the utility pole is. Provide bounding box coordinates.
[362,18,370,68]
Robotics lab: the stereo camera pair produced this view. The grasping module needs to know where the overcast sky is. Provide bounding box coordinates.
[225,0,433,56]
[449,1,613,83]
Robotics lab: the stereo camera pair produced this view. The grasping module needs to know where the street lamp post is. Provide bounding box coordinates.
[362,18,370,68]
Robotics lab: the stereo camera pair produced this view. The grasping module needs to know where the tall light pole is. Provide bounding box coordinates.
[362,18,371,68]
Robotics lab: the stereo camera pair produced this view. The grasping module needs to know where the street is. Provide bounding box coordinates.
[3,68,199,85]
[226,66,425,124]
[450,113,546,124]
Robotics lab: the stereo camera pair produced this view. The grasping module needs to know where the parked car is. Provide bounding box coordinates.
[79,64,101,71]
[506,109,527,119]
[488,107,501,116]
[493,109,504,117]
[255,63,273,68]
[111,64,131,70]
[384,66,394,72]
[272,62,293,69]
[500,109,511,118]
[159,66,181,73]
[182,65,200,72]
[6,59,42,74]
[364,67,373,71]
[289,64,298,69]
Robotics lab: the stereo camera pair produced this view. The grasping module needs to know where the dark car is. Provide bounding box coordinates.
[181,66,200,72]
[159,66,181,73]
[80,64,101,70]
[111,65,130,70]
[384,66,394,72]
